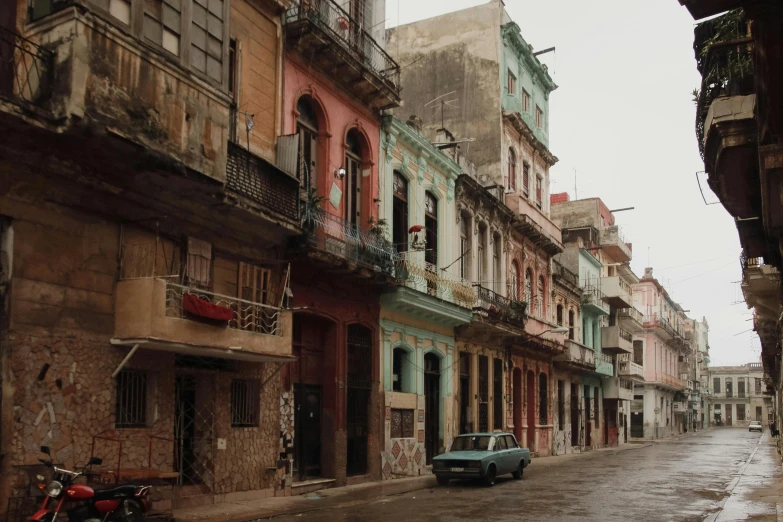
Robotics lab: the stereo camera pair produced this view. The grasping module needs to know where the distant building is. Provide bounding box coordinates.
[709,363,772,428]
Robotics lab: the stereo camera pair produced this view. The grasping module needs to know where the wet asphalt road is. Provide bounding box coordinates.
[272,428,782,522]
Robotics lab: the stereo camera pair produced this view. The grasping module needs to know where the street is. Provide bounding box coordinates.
[269,429,782,522]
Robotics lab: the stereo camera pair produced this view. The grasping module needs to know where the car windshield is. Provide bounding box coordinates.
[450,436,492,451]
[751,421,761,425]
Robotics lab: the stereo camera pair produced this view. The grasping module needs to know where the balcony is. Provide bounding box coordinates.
[0,26,54,109]
[473,285,527,328]
[300,207,399,279]
[601,276,633,308]
[506,195,564,255]
[741,254,781,324]
[225,142,300,228]
[599,226,632,263]
[112,278,293,362]
[695,11,758,220]
[554,339,596,372]
[661,373,688,391]
[604,378,633,401]
[395,252,475,309]
[618,354,645,382]
[618,307,644,332]
[643,313,681,342]
[672,401,686,413]
[601,326,633,355]
[581,285,610,316]
[284,0,401,110]
[596,352,614,377]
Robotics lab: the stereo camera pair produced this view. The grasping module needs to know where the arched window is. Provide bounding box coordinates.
[537,276,545,317]
[392,172,408,253]
[297,96,320,191]
[507,148,517,191]
[392,346,414,393]
[568,309,575,340]
[524,269,532,303]
[556,304,563,326]
[424,192,438,266]
[538,373,548,425]
[510,262,521,300]
[345,128,364,226]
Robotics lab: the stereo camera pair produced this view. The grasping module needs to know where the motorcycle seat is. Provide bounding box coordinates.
[93,485,138,500]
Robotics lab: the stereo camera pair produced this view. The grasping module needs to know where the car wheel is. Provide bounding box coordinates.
[436,476,450,487]
[512,462,524,480]
[483,465,496,487]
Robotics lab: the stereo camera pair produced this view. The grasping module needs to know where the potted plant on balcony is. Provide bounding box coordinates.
[301,186,324,235]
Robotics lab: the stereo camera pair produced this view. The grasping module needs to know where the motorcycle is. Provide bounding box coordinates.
[31,446,151,522]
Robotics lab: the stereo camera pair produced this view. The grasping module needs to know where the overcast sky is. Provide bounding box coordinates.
[386,0,757,367]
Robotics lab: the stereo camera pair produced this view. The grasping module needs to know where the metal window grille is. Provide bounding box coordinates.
[390,409,414,438]
[115,370,148,428]
[230,379,260,427]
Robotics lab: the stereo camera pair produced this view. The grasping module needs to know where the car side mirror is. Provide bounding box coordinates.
[88,457,103,466]
[40,446,51,456]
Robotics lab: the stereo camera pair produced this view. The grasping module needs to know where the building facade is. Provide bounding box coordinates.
[0,0,304,511]
[709,362,771,428]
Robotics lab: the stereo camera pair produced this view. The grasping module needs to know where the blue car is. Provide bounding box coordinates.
[432,432,531,486]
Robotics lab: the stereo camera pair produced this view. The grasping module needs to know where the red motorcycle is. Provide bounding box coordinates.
[31,446,151,522]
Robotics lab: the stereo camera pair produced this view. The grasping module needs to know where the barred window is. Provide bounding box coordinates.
[390,409,414,438]
[115,370,148,428]
[231,379,260,427]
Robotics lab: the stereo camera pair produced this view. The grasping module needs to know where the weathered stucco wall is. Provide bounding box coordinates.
[386,2,503,182]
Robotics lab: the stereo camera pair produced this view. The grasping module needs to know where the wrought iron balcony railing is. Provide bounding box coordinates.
[284,0,400,95]
[552,260,579,288]
[226,142,300,222]
[301,206,399,275]
[473,284,527,326]
[395,251,475,307]
[694,10,754,160]
[618,355,644,379]
[0,26,54,108]
[165,281,283,336]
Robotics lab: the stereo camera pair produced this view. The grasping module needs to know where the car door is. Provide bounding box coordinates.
[506,435,522,471]
[493,435,508,473]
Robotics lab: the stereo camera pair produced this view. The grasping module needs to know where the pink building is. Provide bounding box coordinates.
[631,268,690,439]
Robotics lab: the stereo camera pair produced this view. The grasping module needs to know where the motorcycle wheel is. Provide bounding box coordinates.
[118,500,144,522]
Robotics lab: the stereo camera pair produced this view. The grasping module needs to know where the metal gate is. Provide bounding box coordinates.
[174,373,216,491]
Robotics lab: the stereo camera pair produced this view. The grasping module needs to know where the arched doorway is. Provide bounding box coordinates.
[424,352,441,464]
[292,313,337,481]
[526,370,535,450]
[513,368,523,443]
[346,324,372,476]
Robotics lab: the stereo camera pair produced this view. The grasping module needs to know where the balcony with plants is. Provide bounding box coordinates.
[284,0,401,110]
[693,9,758,221]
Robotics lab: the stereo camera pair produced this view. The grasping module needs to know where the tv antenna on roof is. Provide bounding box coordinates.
[424,91,459,129]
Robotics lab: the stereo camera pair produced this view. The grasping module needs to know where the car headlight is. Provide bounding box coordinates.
[45,481,63,498]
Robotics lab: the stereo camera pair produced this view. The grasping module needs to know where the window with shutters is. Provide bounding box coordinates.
[296,97,320,191]
[738,379,746,398]
[535,106,543,128]
[568,309,575,340]
[345,129,363,226]
[522,163,530,197]
[633,340,644,365]
[424,192,438,266]
[478,225,487,285]
[536,175,543,209]
[507,70,516,95]
[460,217,469,281]
[556,304,563,326]
[537,276,545,317]
[507,149,516,191]
[713,377,721,394]
[393,172,409,253]
[726,377,733,398]
[186,237,212,287]
[524,268,532,303]
[522,90,530,112]
[755,378,762,394]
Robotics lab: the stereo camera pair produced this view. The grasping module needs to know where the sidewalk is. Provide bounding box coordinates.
[171,442,652,522]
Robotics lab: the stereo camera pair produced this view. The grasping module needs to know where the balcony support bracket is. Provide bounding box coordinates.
[111,343,140,379]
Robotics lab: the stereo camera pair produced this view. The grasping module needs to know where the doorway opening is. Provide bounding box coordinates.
[346,324,372,476]
[424,353,441,464]
[513,368,523,443]
[570,383,579,447]
[174,373,216,491]
[526,371,535,450]
[459,353,471,434]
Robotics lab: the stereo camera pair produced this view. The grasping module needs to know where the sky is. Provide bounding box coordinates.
[385,0,758,366]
